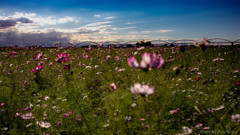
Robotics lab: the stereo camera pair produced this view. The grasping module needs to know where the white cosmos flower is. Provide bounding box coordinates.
[130,83,154,96]
[37,121,51,128]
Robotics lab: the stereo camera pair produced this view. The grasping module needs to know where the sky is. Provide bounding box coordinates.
[0,0,240,45]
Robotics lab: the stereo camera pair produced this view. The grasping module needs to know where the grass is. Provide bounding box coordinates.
[0,46,240,134]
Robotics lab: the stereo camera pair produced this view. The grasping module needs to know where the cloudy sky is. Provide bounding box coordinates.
[0,0,240,45]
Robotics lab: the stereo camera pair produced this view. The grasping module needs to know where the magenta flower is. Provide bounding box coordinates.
[85,47,92,52]
[35,53,43,60]
[84,54,89,59]
[64,113,69,117]
[64,64,70,69]
[130,83,154,96]
[64,110,73,117]
[128,52,164,70]
[31,65,43,73]
[56,53,69,63]
[68,110,73,115]
[236,81,240,87]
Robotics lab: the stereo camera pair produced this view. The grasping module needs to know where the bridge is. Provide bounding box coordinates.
[2,38,240,48]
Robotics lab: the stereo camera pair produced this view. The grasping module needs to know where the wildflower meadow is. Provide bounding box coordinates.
[0,43,240,134]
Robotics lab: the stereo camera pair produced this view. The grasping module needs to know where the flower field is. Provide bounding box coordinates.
[0,45,239,134]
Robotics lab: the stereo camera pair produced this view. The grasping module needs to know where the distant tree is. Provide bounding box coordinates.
[136,40,153,47]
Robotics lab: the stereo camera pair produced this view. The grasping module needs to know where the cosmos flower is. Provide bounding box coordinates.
[31,65,43,73]
[195,123,203,129]
[64,113,70,117]
[36,121,51,128]
[115,56,120,61]
[236,81,240,87]
[231,114,240,122]
[182,126,193,134]
[85,46,92,52]
[56,53,69,63]
[128,52,164,70]
[21,113,34,119]
[110,83,117,90]
[84,54,89,59]
[64,64,70,69]
[105,55,111,61]
[169,110,178,114]
[130,83,154,96]
[35,53,43,61]
[0,103,5,107]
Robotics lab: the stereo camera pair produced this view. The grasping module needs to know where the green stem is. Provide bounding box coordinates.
[107,60,116,81]
[65,71,92,135]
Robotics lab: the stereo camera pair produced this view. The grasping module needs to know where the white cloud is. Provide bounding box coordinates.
[84,21,111,27]
[156,30,173,33]
[58,16,74,23]
[12,12,36,19]
[6,12,75,26]
[128,31,138,34]
[125,22,133,25]
[94,14,101,17]
[141,31,152,34]
[104,16,115,20]
[69,33,167,43]
[117,26,136,30]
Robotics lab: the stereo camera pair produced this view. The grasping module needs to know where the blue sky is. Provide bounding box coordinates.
[0,0,240,45]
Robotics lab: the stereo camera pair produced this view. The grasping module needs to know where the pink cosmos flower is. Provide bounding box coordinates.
[56,121,62,126]
[64,64,70,69]
[85,47,92,52]
[31,65,43,73]
[115,56,120,61]
[169,110,178,114]
[105,55,111,61]
[110,83,117,90]
[68,110,73,115]
[0,103,5,107]
[56,53,69,63]
[15,112,22,117]
[24,107,32,111]
[64,113,69,117]
[195,123,203,129]
[130,83,154,96]
[128,52,164,70]
[84,54,89,59]
[64,110,73,117]
[26,61,30,65]
[202,127,210,130]
[35,53,43,60]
